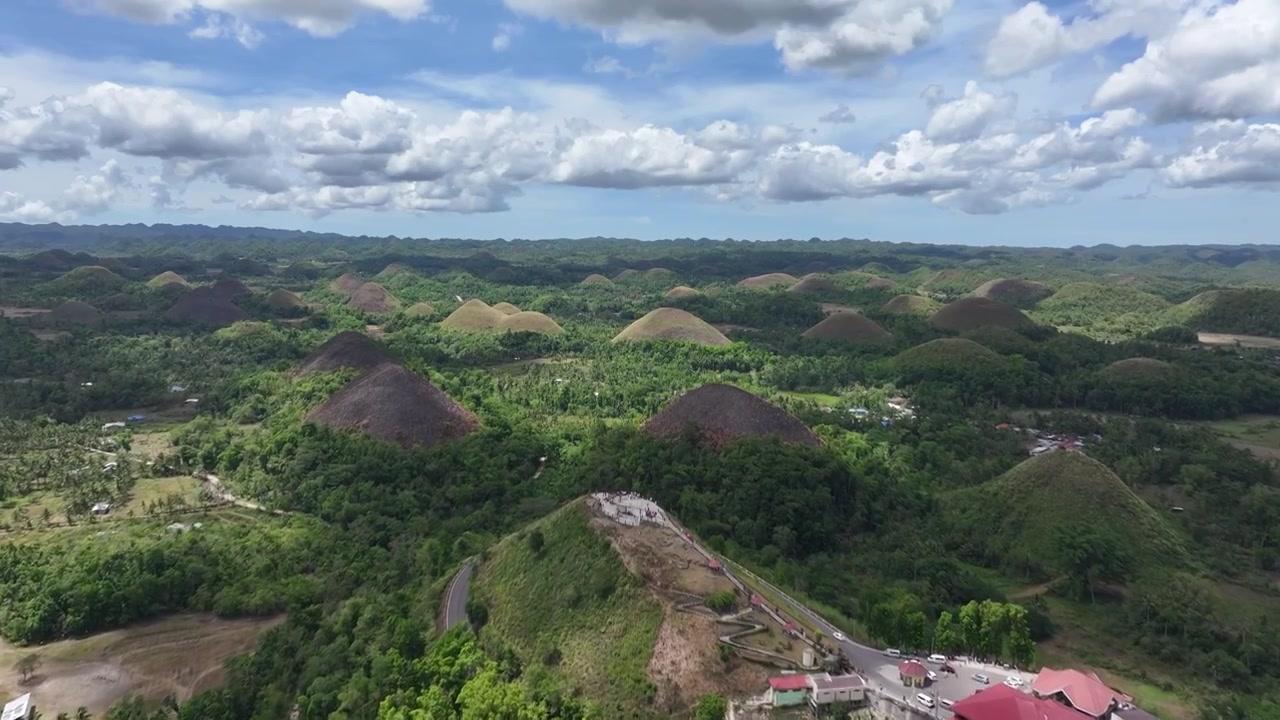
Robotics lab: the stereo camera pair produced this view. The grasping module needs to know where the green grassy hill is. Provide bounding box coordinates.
[947,451,1191,577]
[1034,282,1170,335]
[470,499,665,718]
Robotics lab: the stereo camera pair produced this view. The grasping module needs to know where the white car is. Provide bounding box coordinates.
[1004,676,1025,689]
[833,631,846,641]
[927,671,938,681]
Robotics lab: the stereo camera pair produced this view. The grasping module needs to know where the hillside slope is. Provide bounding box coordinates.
[470,500,666,718]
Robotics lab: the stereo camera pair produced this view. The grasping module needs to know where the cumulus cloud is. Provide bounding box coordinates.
[923,81,1017,143]
[0,79,1167,218]
[189,13,264,47]
[984,0,1190,78]
[1162,121,1280,188]
[818,103,857,123]
[0,192,63,222]
[1093,0,1280,121]
[63,159,130,213]
[76,0,429,37]
[504,0,951,73]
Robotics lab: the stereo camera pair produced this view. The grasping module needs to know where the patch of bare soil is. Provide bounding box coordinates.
[29,329,70,341]
[1198,332,1280,350]
[590,518,768,712]
[820,304,860,315]
[0,614,281,717]
[712,323,760,334]
[0,306,51,319]
[365,324,386,338]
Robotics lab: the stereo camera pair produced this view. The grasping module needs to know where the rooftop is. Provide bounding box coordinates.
[1,693,30,720]
[1031,668,1129,718]
[810,673,865,691]
[769,675,811,692]
[951,684,1089,720]
[899,659,928,677]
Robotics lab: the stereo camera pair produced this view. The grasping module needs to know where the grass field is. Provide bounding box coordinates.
[0,613,281,717]
[1203,415,1280,459]
[0,475,206,532]
[1198,332,1280,350]
[472,500,665,718]
[779,391,841,407]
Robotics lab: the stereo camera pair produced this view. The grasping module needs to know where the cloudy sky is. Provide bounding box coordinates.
[0,0,1275,244]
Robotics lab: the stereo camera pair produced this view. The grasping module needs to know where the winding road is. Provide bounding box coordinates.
[442,559,476,631]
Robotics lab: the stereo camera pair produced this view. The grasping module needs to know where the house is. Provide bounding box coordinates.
[91,502,111,515]
[808,673,866,706]
[707,559,722,572]
[1113,709,1160,720]
[750,593,765,608]
[1,693,32,720]
[769,675,810,707]
[1031,669,1129,719]
[951,684,1088,720]
[898,659,928,688]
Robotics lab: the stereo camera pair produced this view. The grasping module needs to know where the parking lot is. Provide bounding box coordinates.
[840,643,1035,717]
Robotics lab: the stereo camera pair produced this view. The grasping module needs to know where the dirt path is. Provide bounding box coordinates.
[0,614,281,717]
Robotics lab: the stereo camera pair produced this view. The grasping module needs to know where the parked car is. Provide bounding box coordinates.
[916,694,935,709]
[927,653,947,664]
[1004,676,1025,689]
[940,698,955,709]
[833,631,845,641]
[973,673,991,685]
[927,671,938,682]
[940,663,956,674]
[885,648,903,658]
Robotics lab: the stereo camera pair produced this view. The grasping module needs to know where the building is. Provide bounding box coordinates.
[769,675,810,707]
[1,694,32,720]
[809,673,866,706]
[91,502,111,515]
[1113,709,1160,720]
[951,684,1089,720]
[898,659,928,688]
[1031,669,1129,719]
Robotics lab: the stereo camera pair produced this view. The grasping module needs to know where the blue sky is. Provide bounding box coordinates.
[0,0,1276,244]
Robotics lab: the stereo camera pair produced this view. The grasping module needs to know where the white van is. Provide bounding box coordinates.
[927,653,947,664]
[916,693,935,708]
[884,648,902,658]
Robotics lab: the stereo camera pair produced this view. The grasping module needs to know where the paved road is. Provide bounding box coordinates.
[443,560,476,631]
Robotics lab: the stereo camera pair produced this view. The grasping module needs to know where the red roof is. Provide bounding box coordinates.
[750,593,764,606]
[708,559,722,569]
[769,675,811,692]
[951,684,1089,720]
[899,660,928,678]
[1031,669,1127,718]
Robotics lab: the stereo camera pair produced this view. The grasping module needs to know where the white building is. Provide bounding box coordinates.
[2,693,32,720]
[91,502,111,515]
[808,673,867,707]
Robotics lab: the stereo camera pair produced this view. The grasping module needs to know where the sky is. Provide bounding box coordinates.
[0,0,1277,245]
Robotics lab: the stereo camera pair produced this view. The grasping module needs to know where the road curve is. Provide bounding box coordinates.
[442,559,476,631]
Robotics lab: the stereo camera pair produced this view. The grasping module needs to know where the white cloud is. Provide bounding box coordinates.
[583,56,638,78]
[504,0,952,73]
[0,192,62,222]
[1162,120,1280,188]
[63,159,130,213]
[1093,0,1280,121]
[189,13,265,47]
[924,80,1016,142]
[492,23,523,51]
[76,0,429,37]
[984,0,1190,78]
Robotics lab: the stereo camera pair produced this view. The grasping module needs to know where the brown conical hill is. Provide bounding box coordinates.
[348,282,401,314]
[210,277,251,300]
[441,299,506,331]
[582,274,613,286]
[866,277,895,290]
[644,384,820,450]
[972,278,1053,305]
[306,363,480,450]
[895,338,998,369]
[881,294,940,316]
[665,286,700,299]
[1103,357,1176,381]
[163,288,247,328]
[613,268,640,281]
[46,301,103,328]
[788,274,840,294]
[929,297,1034,332]
[267,288,307,310]
[296,330,396,376]
[499,311,564,335]
[147,271,189,290]
[611,308,731,347]
[331,273,365,296]
[802,313,892,343]
[406,302,436,317]
[738,273,798,289]
[377,263,414,279]
[492,302,521,315]
[53,265,127,290]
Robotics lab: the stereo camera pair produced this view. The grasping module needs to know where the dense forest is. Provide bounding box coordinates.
[1,229,1279,719]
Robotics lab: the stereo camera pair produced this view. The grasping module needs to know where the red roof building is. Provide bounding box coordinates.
[898,659,928,687]
[951,684,1090,720]
[750,593,765,607]
[1031,669,1128,718]
[769,675,811,692]
[708,559,722,571]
